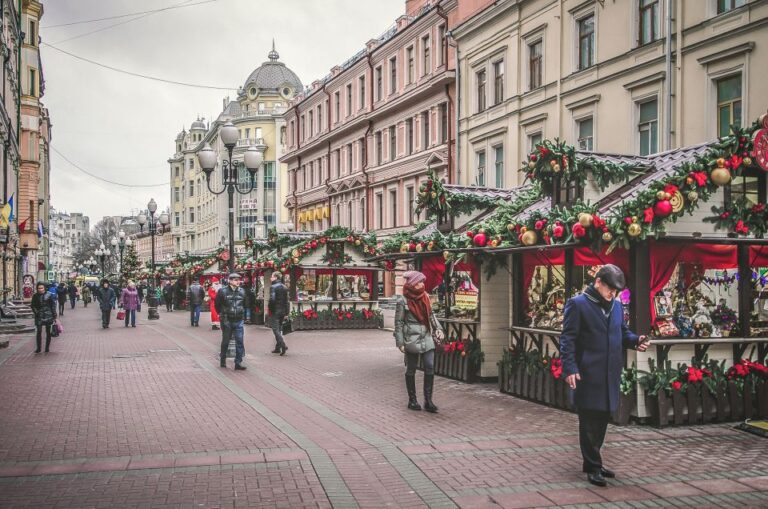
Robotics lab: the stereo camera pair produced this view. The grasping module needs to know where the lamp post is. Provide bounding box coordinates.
[197,121,263,274]
[94,243,111,277]
[110,230,133,283]
[87,256,97,274]
[137,198,169,320]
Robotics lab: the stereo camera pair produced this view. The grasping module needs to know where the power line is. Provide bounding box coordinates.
[41,42,237,91]
[42,0,219,28]
[51,146,170,188]
[50,0,207,45]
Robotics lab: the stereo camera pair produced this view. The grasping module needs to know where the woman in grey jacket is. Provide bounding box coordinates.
[394,271,445,412]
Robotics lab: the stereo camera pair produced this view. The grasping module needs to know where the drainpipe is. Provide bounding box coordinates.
[447,30,460,185]
[321,83,332,227]
[437,6,452,183]
[675,0,683,148]
[291,104,301,231]
[665,0,673,150]
[361,121,373,232]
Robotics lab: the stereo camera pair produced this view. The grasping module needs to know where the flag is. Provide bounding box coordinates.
[17,218,27,232]
[0,193,12,228]
[37,220,44,238]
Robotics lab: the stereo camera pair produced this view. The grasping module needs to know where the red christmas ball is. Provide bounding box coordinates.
[310,240,317,249]
[553,225,565,238]
[473,233,488,247]
[653,199,673,218]
[466,231,474,238]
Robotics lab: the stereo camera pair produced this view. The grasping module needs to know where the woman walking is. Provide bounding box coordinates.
[30,282,57,353]
[82,284,91,308]
[56,283,68,316]
[394,271,444,413]
[120,281,140,328]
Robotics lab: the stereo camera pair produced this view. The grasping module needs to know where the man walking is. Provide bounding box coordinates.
[268,271,289,356]
[187,279,205,327]
[162,281,174,312]
[214,273,247,370]
[96,279,117,329]
[560,265,650,487]
[67,282,78,310]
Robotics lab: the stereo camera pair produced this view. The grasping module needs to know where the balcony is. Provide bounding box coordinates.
[236,137,266,147]
[239,106,287,119]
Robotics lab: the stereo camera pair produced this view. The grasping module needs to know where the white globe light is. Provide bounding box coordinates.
[220,121,239,148]
[197,143,217,172]
[147,198,158,214]
[244,146,263,172]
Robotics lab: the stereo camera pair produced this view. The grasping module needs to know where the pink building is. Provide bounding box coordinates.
[282,0,493,237]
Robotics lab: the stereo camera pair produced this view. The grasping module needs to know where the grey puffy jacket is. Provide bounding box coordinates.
[394,295,440,354]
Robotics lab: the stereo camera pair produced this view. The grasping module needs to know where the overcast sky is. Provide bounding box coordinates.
[42,0,403,226]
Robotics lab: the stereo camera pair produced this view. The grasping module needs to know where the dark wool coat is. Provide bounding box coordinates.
[559,293,639,413]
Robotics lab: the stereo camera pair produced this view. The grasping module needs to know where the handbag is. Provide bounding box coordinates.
[116,310,126,320]
[281,318,293,335]
[50,323,59,337]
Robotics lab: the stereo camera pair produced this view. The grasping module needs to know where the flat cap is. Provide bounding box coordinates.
[228,272,242,279]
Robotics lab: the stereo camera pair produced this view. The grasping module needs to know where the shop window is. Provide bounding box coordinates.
[725,167,766,208]
[525,263,567,330]
[296,270,373,301]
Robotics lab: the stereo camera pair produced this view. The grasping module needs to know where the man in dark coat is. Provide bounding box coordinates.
[96,279,117,329]
[560,264,649,487]
[268,271,289,355]
[214,273,247,370]
[56,283,68,316]
[187,280,205,327]
[67,282,78,310]
[137,283,145,312]
[162,281,173,312]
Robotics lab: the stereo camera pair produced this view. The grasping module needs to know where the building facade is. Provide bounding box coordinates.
[1,0,22,299]
[130,230,174,269]
[453,0,768,189]
[169,45,302,255]
[47,209,89,281]
[18,0,50,288]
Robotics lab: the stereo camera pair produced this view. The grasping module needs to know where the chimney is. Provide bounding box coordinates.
[312,79,322,91]
[331,65,342,77]
[366,38,379,52]
[396,14,409,30]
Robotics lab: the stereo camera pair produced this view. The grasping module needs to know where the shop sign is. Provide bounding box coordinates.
[454,289,478,310]
[0,228,7,244]
[240,198,258,210]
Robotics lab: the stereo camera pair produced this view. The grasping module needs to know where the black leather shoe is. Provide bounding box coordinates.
[587,471,607,487]
[271,348,281,354]
[280,346,288,356]
[220,360,226,368]
[234,364,247,371]
[582,467,615,478]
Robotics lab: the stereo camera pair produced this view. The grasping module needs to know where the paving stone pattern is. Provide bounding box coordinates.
[0,307,766,508]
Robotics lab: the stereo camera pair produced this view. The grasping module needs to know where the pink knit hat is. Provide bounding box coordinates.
[402,271,426,286]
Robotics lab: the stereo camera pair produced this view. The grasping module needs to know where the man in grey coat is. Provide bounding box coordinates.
[560,265,650,487]
[187,280,205,327]
[268,271,289,356]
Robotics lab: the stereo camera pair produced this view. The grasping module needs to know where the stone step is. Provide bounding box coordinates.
[0,339,8,348]
[0,327,33,335]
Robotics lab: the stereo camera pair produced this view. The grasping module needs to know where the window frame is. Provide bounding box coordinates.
[576,116,594,151]
[476,68,487,112]
[494,145,504,188]
[638,0,660,46]
[389,125,397,161]
[407,45,415,84]
[637,98,659,156]
[493,60,504,105]
[476,150,486,187]
[389,56,398,95]
[528,39,543,90]
[576,13,596,71]
[716,73,743,139]
[422,34,431,76]
[375,65,383,102]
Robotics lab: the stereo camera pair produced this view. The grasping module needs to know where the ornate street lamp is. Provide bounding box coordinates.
[137,198,169,320]
[197,121,263,273]
[95,243,111,276]
[111,230,133,281]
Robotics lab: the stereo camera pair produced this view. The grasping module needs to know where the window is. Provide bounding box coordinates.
[494,145,504,188]
[717,74,742,138]
[245,128,250,139]
[317,105,323,132]
[718,0,747,14]
[346,84,352,116]
[529,132,543,151]
[308,111,314,135]
[529,40,542,89]
[197,179,202,196]
[727,168,766,208]
[189,208,195,223]
[438,25,446,66]
[389,56,397,94]
[175,166,180,177]
[422,35,430,75]
[476,151,486,187]
[359,138,365,169]
[359,75,366,110]
[389,126,397,161]
[300,116,306,141]
[29,21,37,46]
[439,103,448,143]
[334,91,340,121]
[476,69,486,112]
[347,143,353,173]
[577,117,594,151]
[421,111,430,149]
[189,181,195,197]
[407,46,414,84]
[375,132,383,165]
[348,201,354,228]
[407,186,415,225]
[406,118,414,155]
[258,102,266,113]
[639,0,659,45]
[28,68,36,96]
[376,193,383,229]
[335,149,341,178]
[375,66,383,101]
[309,162,314,187]
[174,187,180,202]
[638,99,658,156]
[493,61,504,104]
[577,15,595,70]
[390,189,398,228]
[175,213,180,227]
[255,127,262,140]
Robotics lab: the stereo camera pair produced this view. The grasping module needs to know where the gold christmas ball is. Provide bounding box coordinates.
[553,164,561,173]
[443,251,451,260]
[578,213,593,227]
[716,158,726,168]
[431,192,437,199]
[427,241,434,250]
[293,257,300,264]
[688,191,699,202]
[631,216,638,223]
[521,230,538,246]
[355,239,361,245]
[710,167,731,186]
[656,190,666,200]
[528,161,536,169]
[669,190,684,213]
[520,226,528,234]
[507,223,515,232]
[664,192,672,200]
[415,244,423,252]
[602,231,613,242]
[549,159,557,167]
[400,244,408,253]
[686,176,694,185]
[744,157,753,167]
[627,223,643,237]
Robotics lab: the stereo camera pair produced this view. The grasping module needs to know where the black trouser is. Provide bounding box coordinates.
[165,298,172,311]
[578,409,611,473]
[35,324,52,352]
[58,301,65,315]
[404,350,435,375]
[101,309,111,327]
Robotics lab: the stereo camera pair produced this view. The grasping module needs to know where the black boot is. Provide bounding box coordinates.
[423,374,438,413]
[44,336,51,353]
[405,375,421,411]
[34,333,41,354]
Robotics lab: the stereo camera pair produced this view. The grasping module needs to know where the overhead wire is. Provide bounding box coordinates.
[42,0,220,28]
[51,146,170,188]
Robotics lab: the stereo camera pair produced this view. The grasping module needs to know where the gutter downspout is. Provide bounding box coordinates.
[322,83,332,228]
[675,0,683,148]
[447,30,460,185]
[665,0,673,150]
[291,104,300,231]
[362,53,375,233]
[437,6,452,184]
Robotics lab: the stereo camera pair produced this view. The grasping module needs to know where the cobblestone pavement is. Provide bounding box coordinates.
[0,306,766,508]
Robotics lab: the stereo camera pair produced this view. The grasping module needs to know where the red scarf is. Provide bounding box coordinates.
[403,283,432,327]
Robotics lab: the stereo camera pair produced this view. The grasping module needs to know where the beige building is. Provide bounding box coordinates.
[453,0,768,189]
[130,231,174,268]
[169,45,302,255]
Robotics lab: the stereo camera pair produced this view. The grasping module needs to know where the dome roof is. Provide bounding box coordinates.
[242,42,303,96]
[190,118,206,130]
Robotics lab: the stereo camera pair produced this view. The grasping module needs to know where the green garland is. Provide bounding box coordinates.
[414,168,505,219]
[705,198,768,238]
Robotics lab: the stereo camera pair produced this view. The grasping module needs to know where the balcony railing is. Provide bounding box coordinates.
[236,137,266,147]
[239,106,287,119]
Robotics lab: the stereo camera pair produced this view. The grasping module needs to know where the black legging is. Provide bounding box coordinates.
[35,324,52,352]
[58,301,65,315]
[405,350,435,376]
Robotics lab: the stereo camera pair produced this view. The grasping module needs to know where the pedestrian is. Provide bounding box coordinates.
[120,280,140,328]
[214,273,247,370]
[187,278,205,327]
[56,283,67,316]
[30,282,57,353]
[96,278,117,329]
[136,282,144,312]
[268,272,289,355]
[560,264,650,487]
[207,278,221,330]
[243,282,255,324]
[162,281,173,312]
[394,270,445,413]
[67,282,78,309]
[82,284,91,308]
